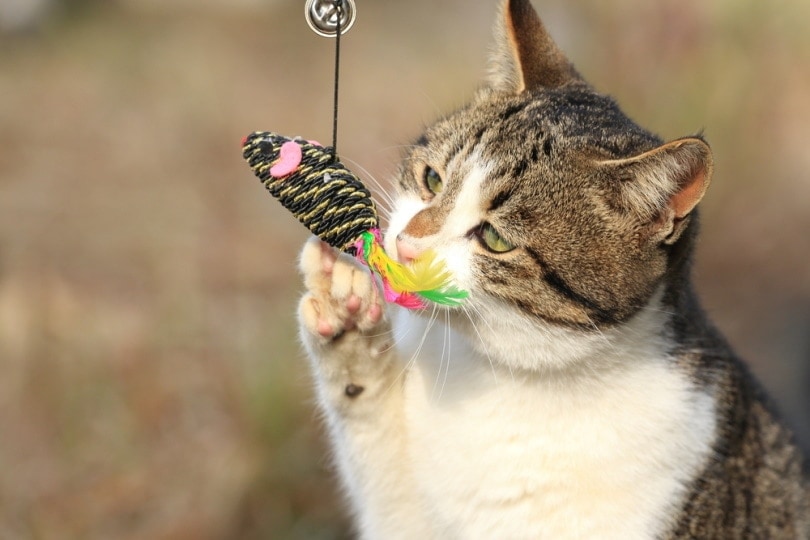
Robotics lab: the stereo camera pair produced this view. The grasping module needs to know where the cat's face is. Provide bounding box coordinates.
[385,0,713,370]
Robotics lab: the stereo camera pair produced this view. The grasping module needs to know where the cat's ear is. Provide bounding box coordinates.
[488,0,581,93]
[599,137,713,244]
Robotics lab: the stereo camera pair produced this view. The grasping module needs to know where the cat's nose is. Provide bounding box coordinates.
[396,235,422,264]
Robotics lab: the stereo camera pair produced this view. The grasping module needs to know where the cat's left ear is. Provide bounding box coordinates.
[599,137,713,245]
[489,0,582,93]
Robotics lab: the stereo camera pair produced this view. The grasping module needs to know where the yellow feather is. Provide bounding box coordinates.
[405,250,453,291]
[367,243,451,293]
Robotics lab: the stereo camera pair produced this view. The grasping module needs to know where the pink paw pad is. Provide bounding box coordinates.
[346,295,362,314]
[317,319,334,338]
[367,304,383,324]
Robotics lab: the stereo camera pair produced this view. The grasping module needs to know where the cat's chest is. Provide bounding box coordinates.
[397,316,716,539]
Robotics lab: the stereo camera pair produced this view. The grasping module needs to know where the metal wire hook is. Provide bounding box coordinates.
[305,0,357,38]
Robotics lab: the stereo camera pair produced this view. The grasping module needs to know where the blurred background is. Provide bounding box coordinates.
[0,0,808,537]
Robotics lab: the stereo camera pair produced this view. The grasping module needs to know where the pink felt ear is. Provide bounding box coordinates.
[270,141,303,178]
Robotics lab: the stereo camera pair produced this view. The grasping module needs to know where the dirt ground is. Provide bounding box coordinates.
[0,1,808,538]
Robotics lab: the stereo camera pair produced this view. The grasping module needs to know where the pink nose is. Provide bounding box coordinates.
[396,236,422,264]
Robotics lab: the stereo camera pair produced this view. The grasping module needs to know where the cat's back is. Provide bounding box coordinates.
[669,342,810,538]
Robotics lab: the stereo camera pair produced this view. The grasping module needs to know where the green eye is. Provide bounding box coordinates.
[479,223,515,253]
[424,166,443,195]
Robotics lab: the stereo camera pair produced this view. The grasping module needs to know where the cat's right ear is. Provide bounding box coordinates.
[488,0,581,93]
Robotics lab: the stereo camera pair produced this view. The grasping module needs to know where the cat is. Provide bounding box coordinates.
[295,0,810,537]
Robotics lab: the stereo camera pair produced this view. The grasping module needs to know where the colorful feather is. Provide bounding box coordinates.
[353,230,467,309]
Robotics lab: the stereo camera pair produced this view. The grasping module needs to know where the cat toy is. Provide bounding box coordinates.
[241,1,466,309]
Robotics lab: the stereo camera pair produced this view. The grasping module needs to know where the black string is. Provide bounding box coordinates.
[331,0,343,162]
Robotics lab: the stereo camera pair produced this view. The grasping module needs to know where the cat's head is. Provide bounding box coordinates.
[386,0,713,370]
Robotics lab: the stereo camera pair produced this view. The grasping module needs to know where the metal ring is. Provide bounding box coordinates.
[305,0,357,38]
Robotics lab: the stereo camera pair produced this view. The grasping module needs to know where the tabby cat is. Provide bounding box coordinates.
[296,0,810,537]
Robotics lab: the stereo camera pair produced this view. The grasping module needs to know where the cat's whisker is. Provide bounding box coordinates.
[396,154,424,166]
[379,144,422,152]
[638,306,678,317]
[416,88,445,120]
[460,302,502,385]
[470,301,519,383]
[373,202,392,221]
[466,300,498,341]
[412,305,440,372]
[428,310,442,399]
[374,314,418,399]
[385,317,416,353]
[439,309,452,400]
[584,315,616,352]
[368,193,394,221]
[431,308,453,401]
[341,156,396,216]
[385,306,440,397]
[364,325,399,341]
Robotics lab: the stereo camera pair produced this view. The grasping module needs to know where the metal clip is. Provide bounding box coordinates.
[305,0,357,38]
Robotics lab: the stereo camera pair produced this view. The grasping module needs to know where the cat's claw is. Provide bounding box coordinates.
[298,237,385,343]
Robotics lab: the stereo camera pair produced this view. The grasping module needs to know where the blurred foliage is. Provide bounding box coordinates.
[0,0,808,538]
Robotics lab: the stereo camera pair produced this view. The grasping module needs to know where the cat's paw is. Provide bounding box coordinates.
[298,237,385,342]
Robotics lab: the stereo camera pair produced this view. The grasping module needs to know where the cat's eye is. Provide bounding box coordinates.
[477,223,515,253]
[423,166,443,195]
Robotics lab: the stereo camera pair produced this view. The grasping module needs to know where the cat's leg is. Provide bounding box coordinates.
[298,237,431,539]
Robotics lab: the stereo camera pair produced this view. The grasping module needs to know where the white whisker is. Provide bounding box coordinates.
[341,156,396,216]
[584,314,615,352]
[417,88,444,119]
[431,307,452,401]
[461,302,502,385]
[469,300,519,382]
[384,305,439,396]
[438,308,452,400]
[378,144,422,152]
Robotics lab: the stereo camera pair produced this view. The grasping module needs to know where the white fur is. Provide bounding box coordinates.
[393,302,716,539]
[299,157,718,539]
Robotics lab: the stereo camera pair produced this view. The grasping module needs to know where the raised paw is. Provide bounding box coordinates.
[298,237,385,341]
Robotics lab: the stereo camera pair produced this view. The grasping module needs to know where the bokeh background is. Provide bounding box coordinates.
[1,0,808,537]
